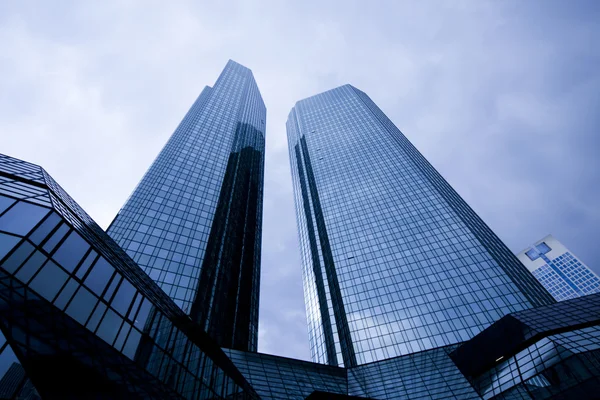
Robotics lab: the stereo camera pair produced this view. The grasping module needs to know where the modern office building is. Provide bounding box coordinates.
[517,235,600,301]
[286,85,555,367]
[107,60,266,351]
[2,151,600,399]
[0,153,260,398]
[0,362,26,399]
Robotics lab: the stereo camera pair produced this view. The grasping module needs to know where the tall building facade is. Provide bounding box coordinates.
[287,85,555,367]
[107,60,266,351]
[2,153,600,400]
[0,153,259,398]
[517,234,600,301]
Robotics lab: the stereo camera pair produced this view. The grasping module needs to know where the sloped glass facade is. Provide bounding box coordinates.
[224,293,600,399]
[107,60,266,351]
[287,85,555,367]
[0,154,259,399]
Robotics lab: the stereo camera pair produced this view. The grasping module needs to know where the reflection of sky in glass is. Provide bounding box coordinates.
[106,61,266,351]
[288,85,551,366]
[0,154,258,398]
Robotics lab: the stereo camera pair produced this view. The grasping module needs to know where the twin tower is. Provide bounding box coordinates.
[107,59,553,367]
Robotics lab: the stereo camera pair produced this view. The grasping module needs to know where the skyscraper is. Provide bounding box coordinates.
[107,60,266,351]
[287,85,555,367]
[517,234,600,301]
[0,153,260,398]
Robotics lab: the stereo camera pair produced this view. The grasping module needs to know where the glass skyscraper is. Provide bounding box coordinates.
[2,73,600,399]
[107,60,266,351]
[287,84,555,367]
[517,235,600,301]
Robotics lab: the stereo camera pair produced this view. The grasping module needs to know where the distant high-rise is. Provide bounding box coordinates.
[287,85,554,366]
[0,362,26,399]
[107,60,266,351]
[517,234,600,301]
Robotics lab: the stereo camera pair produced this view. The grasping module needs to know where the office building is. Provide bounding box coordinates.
[0,153,259,398]
[286,85,555,367]
[107,60,266,351]
[518,234,600,301]
[1,76,600,399]
[0,362,26,399]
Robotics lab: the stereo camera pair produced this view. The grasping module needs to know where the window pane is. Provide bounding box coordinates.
[52,231,89,272]
[15,251,47,283]
[30,260,68,302]
[87,302,107,332]
[115,323,131,351]
[54,278,79,310]
[0,233,20,262]
[0,195,15,216]
[65,287,97,325]
[75,250,97,279]
[134,298,153,330]
[112,279,136,316]
[97,309,122,345]
[29,212,61,245]
[84,257,115,296]
[123,328,142,360]
[104,276,121,302]
[42,224,69,253]
[127,293,142,321]
[0,201,49,236]
[3,241,34,274]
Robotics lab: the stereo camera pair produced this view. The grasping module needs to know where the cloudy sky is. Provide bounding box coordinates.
[1,1,599,362]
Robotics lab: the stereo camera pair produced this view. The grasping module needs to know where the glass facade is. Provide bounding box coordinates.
[0,153,259,399]
[224,349,347,399]
[222,293,600,399]
[518,235,600,301]
[287,85,555,367]
[107,60,266,351]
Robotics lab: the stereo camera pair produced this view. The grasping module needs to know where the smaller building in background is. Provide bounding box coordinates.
[518,234,600,301]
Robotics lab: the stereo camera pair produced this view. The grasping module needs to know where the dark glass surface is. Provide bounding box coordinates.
[0,153,259,399]
[106,60,266,352]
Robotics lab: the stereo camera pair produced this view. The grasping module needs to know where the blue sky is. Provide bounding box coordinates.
[1,1,599,361]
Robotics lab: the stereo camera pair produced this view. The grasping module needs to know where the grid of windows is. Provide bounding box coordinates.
[348,345,479,399]
[107,60,266,351]
[287,85,554,366]
[0,154,259,399]
[225,291,600,399]
[224,349,347,399]
[533,252,600,301]
[471,327,600,399]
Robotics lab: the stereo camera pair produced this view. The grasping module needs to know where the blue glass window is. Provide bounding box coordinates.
[84,257,115,296]
[535,242,551,254]
[54,278,79,310]
[29,212,61,245]
[30,260,68,301]
[0,233,20,262]
[65,287,97,325]
[134,298,153,329]
[0,195,15,216]
[0,201,49,236]
[42,224,69,253]
[4,241,35,274]
[96,309,122,345]
[87,302,107,332]
[525,248,540,261]
[76,250,97,279]
[123,328,142,359]
[52,231,90,272]
[111,279,136,316]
